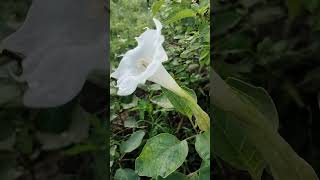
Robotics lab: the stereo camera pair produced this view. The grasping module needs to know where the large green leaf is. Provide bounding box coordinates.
[226,77,279,130]
[195,131,210,161]
[114,168,140,180]
[211,69,319,180]
[213,108,265,180]
[135,133,188,178]
[120,130,145,153]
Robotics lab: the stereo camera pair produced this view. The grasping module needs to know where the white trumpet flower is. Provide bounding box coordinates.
[111,18,182,96]
[111,18,209,131]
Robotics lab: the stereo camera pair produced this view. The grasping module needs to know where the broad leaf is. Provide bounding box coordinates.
[120,130,145,153]
[226,77,279,130]
[114,168,140,180]
[150,94,174,109]
[163,87,196,119]
[198,164,210,180]
[195,131,210,161]
[213,108,265,180]
[135,133,188,178]
[211,69,319,180]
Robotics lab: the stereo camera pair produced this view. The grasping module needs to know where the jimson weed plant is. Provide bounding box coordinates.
[111,18,209,131]
[110,0,210,179]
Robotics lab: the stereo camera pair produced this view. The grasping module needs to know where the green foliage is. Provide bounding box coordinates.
[195,131,210,162]
[120,130,145,153]
[135,133,188,178]
[114,168,140,180]
[111,0,210,179]
[213,1,320,179]
[212,70,319,180]
[162,87,197,120]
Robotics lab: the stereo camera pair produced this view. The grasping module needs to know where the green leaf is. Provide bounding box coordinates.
[166,9,196,24]
[120,130,145,153]
[213,108,265,180]
[163,87,209,131]
[154,172,187,180]
[187,173,199,180]
[151,0,164,17]
[195,131,210,161]
[114,168,140,180]
[226,77,279,130]
[124,117,138,128]
[135,133,188,178]
[151,94,174,109]
[163,87,196,119]
[211,69,319,180]
[122,96,139,109]
[198,164,210,180]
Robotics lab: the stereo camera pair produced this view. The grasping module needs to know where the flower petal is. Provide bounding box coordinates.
[153,18,163,32]
[111,18,169,96]
[1,0,107,108]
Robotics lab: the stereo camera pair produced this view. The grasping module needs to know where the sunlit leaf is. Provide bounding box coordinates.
[135,133,188,178]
